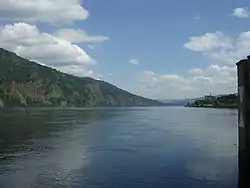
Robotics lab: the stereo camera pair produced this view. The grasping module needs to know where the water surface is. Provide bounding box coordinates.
[0,107,237,188]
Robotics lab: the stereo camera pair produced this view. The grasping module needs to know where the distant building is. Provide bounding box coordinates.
[203,93,216,100]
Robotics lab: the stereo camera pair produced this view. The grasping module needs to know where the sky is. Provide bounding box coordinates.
[0,0,250,99]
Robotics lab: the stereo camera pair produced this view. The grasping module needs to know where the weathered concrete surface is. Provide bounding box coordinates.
[237,57,250,188]
[0,98,4,108]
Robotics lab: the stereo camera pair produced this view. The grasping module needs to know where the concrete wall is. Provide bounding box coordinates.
[0,98,4,108]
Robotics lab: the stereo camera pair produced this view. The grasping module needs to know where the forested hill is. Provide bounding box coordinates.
[0,48,163,107]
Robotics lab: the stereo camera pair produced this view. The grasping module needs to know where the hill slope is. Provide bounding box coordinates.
[0,48,162,107]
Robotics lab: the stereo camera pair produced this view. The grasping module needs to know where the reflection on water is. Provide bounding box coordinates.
[0,107,237,188]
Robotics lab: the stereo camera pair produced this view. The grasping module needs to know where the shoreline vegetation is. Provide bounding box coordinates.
[185,94,238,109]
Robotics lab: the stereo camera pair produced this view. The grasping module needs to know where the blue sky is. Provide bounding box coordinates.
[0,0,250,99]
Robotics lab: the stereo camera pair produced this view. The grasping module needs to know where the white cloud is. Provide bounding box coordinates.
[128,58,139,65]
[55,29,109,43]
[0,22,97,77]
[87,45,95,49]
[133,64,236,99]
[208,31,250,65]
[59,66,102,79]
[184,31,233,52]
[232,8,250,18]
[188,68,204,75]
[161,74,186,83]
[185,30,250,65]
[134,70,195,99]
[189,64,236,77]
[0,0,89,24]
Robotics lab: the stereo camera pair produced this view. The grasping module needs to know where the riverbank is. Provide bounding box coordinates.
[185,94,238,109]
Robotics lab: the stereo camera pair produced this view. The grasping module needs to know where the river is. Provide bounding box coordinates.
[0,107,237,188]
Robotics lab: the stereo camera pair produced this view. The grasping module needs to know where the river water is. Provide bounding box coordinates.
[0,107,237,188]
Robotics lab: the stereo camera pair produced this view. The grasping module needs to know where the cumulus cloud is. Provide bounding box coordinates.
[134,64,236,99]
[0,0,89,24]
[0,22,96,77]
[232,8,250,18]
[134,71,195,99]
[190,64,236,85]
[55,29,109,43]
[184,31,233,52]
[128,58,140,65]
[184,30,250,65]
[208,31,250,64]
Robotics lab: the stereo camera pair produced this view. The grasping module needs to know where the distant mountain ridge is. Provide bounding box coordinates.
[0,48,163,107]
[159,98,198,106]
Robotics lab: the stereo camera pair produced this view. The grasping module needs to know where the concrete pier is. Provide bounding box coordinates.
[237,57,250,188]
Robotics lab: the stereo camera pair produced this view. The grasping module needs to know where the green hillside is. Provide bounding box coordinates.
[0,48,163,107]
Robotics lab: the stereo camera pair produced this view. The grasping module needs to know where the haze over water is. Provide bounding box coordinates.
[0,107,237,188]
